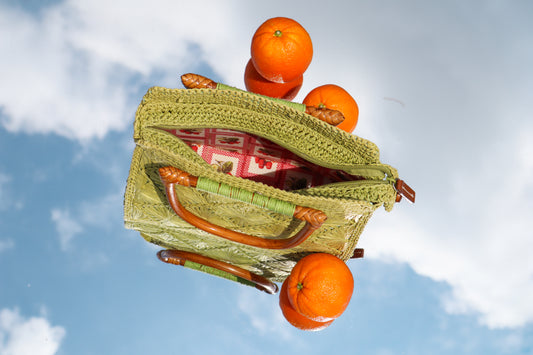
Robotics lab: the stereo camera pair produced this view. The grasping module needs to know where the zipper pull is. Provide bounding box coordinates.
[395,179,415,203]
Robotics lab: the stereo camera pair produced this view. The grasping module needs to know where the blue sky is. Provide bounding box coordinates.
[1,0,533,354]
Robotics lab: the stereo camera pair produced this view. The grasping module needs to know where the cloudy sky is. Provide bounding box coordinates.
[1,0,532,354]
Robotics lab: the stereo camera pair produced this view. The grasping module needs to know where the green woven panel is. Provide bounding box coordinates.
[216,82,306,112]
[125,146,378,281]
[134,87,396,172]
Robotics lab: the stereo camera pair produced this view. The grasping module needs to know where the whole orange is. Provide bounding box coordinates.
[251,17,313,83]
[279,279,334,331]
[244,59,303,101]
[302,84,359,133]
[286,253,354,322]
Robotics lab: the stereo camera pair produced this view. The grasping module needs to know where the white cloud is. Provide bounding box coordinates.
[49,191,122,271]
[316,2,533,330]
[51,190,122,238]
[77,193,123,231]
[0,0,250,142]
[0,171,24,211]
[0,239,15,253]
[0,6,128,141]
[237,288,293,340]
[362,127,533,328]
[237,289,331,346]
[0,308,66,355]
[50,208,83,251]
[50,192,121,249]
[0,172,12,211]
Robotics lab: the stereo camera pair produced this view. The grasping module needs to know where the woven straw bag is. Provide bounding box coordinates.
[123,76,414,293]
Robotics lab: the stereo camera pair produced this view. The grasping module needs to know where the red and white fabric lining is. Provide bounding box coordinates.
[166,128,362,191]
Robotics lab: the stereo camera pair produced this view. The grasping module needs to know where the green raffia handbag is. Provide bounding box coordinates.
[123,74,415,294]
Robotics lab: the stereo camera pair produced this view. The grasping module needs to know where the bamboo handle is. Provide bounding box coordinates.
[158,166,327,249]
[180,73,345,126]
[157,249,279,294]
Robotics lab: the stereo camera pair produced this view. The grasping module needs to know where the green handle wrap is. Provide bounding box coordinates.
[196,177,297,217]
[216,83,306,112]
[184,260,256,288]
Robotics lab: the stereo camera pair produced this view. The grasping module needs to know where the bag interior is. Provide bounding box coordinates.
[165,128,364,191]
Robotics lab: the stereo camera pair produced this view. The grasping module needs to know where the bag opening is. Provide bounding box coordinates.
[165,128,365,191]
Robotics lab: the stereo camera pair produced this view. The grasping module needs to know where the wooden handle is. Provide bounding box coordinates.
[180,73,345,126]
[158,166,327,250]
[304,105,345,126]
[157,249,278,294]
[181,73,217,89]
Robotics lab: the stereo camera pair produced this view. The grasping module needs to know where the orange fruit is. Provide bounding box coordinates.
[251,17,313,83]
[286,253,354,322]
[302,84,359,133]
[244,59,303,100]
[279,279,334,331]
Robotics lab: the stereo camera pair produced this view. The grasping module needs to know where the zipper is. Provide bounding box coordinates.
[335,164,394,180]
[158,126,415,203]
[308,177,415,204]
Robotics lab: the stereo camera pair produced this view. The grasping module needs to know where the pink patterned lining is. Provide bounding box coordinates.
[166,128,362,191]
